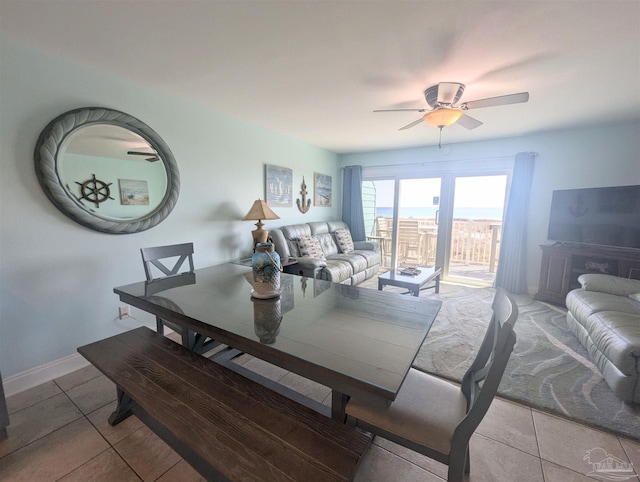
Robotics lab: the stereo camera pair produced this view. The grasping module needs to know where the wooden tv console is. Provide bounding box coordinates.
[534,244,640,306]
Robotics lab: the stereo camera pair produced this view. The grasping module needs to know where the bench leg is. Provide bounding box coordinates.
[108,388,137,426]
[331,391,349,422]
[155,316,165,335]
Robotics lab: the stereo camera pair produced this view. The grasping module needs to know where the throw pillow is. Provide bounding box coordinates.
[297,235,326,260]
[334,228,354,253]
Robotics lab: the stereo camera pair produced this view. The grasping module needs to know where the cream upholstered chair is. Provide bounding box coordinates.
[345,288,518,482]
[140,243,218,354]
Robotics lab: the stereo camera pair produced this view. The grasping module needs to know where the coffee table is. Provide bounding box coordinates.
[378,266,442,297]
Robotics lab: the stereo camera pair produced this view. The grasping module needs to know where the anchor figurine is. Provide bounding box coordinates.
[296,177,312,214]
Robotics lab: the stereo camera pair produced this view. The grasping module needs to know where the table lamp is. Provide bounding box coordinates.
[242,199,280,250]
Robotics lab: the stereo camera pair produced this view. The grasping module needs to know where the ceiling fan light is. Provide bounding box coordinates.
[423,108,463,128]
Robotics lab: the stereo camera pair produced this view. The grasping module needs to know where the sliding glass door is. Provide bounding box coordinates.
[396,179,441,269]
[362,178,442,270]
[446,175,507,285]
[363,171,508,287]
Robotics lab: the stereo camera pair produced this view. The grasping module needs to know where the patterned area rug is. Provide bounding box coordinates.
[362,278,640,440]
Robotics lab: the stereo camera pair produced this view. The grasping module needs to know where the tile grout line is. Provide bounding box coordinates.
[530,408,639,480]
[62,381,162,482]
[0,390,85,461]
[370,440,447,481]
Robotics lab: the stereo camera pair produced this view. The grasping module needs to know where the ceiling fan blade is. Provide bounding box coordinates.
[374,108,427,113]
[399,118,425,130]
[127,150,156,156]
[436,82,465,105]
[146,157,160,162]
[456,114,483,130]
[462,92,529,110]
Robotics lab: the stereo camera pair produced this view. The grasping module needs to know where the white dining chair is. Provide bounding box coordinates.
[345,288,518,482]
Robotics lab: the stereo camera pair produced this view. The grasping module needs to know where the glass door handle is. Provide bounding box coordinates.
[435,210,439,225]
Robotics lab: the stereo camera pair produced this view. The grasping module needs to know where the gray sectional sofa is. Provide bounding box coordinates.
[269,221,380,285]
[565,274,640,403]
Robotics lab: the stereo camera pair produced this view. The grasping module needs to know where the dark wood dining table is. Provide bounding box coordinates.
[113,263,442,421]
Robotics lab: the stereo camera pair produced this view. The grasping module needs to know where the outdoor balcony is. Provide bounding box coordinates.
[369,216,502,284]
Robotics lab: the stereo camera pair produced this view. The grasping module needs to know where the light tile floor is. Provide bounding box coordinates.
[1,353,639,481]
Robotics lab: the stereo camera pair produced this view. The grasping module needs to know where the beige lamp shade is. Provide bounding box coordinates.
[242,199,280,249]
[423,108,464,128]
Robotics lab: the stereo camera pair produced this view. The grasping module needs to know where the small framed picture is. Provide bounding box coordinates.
[265,164,293,207]
[314,172,332,207]
[119,179,149,205]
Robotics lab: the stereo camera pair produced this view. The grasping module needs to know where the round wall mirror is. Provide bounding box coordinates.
[34,107,180,234]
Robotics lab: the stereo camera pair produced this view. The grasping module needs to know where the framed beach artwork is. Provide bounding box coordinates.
[265,164,293,207]
[314,172,332,207]
[119,179,149,205]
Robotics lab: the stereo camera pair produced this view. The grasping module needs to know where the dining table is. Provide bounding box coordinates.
[113,263,442,421]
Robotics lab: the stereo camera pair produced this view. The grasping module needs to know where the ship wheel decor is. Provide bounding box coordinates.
[75,174,114,208]
[34,107,180,234]
[296,177,312,214]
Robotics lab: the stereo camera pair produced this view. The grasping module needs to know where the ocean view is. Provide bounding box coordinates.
[376,206,503,220]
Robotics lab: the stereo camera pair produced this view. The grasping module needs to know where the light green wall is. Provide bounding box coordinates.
[3,32,639,383]
[339,123,640,291]
[0,37,340,378]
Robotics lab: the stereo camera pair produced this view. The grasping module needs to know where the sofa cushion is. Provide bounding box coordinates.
[315,232,339,256]
[579,274,640,296]
[352,250,381,268]
[629,293,640,303]
[308,221,330,235]
[281,224,312,257]
[567,312,638,402]
[319,259,354,283]
[334,229,354,253]
[328,253,368,274]
[584,310,640,375]
[297,235,326,261]
[327,220,350,233]
[566,290,640,323]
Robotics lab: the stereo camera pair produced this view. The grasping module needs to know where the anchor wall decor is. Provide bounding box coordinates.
[296,177,312,214]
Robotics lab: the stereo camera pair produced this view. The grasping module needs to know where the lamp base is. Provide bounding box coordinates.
[251,220,269,251]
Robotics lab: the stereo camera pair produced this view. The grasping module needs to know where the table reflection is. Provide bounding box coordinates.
[144,272,196,297]
[252,297,283,344]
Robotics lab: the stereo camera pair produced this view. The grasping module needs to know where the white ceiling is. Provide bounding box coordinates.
[2,1,639,153]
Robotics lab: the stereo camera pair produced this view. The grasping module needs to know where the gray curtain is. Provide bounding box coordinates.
[494,152,537,293]
[342,165,366,241]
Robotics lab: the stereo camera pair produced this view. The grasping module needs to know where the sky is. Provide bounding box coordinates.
[374,176,507,208]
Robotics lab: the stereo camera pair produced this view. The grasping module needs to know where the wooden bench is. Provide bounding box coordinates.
[78,327,371,481]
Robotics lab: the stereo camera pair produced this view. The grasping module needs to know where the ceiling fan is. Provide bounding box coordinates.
[127,150,160,162]
[374,82,529,147]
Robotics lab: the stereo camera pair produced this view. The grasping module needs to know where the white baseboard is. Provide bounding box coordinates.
[3,353,91,397]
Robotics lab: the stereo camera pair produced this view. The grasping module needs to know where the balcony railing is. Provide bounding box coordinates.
[370,216,502,274]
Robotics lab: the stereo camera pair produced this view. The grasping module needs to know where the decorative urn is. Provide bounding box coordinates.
[251,242,282,298]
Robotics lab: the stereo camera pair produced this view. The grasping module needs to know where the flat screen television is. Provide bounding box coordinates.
[547,185,640,250]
